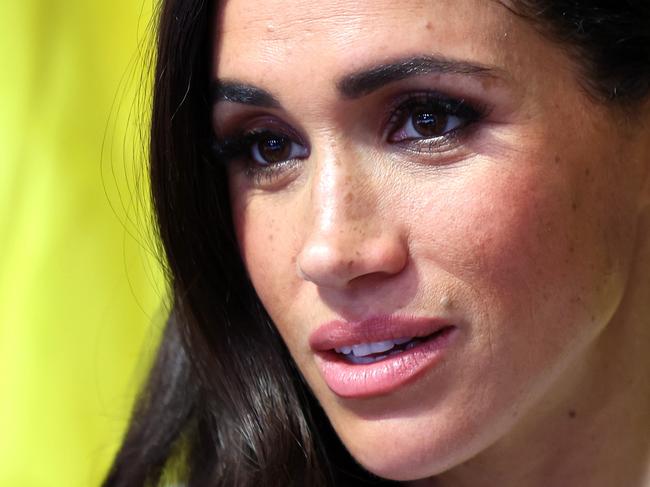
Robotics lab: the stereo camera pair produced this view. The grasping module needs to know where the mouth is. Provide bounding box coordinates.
[310,316,458,398]
[332,328,452,365]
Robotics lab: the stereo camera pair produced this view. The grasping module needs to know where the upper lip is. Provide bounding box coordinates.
[309,315,454,352]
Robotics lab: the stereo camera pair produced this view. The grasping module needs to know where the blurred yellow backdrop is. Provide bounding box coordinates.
[0,1,165,486]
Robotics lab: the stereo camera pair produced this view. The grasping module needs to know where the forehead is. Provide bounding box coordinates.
[213,0,525,85]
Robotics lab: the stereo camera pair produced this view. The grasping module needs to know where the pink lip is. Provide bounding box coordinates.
[309,315,457,398]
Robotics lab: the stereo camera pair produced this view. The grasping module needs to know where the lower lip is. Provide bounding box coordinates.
[314,326,457,398]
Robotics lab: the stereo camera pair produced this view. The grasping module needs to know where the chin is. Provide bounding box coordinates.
[330,412,491,482]
[346,437,453,482]
[323,378,534,484]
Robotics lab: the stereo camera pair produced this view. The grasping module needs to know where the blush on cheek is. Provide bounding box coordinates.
[417,165,599,328]
[425,171,558,276]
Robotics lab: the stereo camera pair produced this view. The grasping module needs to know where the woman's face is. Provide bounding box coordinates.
[212,0,648,481]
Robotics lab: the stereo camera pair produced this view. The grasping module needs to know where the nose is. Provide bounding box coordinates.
[296,153,408,289]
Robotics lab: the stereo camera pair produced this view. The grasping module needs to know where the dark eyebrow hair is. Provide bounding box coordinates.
[212,81,280,108]
[337,55,502,99]
[212,55,502,108]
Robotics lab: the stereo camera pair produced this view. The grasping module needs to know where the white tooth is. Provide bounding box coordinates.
[393,337,412,345]
[368,340,396,354]
[352,343,373,357]
[335,346,352,355]
[348,355,377,364]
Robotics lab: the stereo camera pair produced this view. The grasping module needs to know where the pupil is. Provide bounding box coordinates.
[413,109,445,136]
[259,135,290,163]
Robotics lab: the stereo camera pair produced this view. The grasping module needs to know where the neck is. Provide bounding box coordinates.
[414,213,650,487]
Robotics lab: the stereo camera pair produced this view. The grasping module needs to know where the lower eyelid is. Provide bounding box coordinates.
[244,158,304,187]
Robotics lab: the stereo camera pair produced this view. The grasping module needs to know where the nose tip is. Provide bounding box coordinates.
[296,236,408,289]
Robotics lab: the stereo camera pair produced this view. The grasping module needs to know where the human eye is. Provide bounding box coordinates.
[212,126,309,185]
[385,92,487,154]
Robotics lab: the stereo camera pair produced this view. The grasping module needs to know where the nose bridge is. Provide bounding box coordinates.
[309,144,376,244]
[297,144,408,288]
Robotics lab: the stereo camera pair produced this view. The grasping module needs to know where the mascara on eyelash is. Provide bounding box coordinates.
[388,93,487,127]
[213,92,488,169]
[212,131,284,168]
[211,133,255,164]
[212,128,298,165]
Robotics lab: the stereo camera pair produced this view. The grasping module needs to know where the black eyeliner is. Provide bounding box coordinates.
[212,130,269,165]
[387,92,487,130]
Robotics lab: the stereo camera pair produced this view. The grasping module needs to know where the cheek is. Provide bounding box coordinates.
[230,191,304,336]
[329,159,633,478]
[410,156,628,370]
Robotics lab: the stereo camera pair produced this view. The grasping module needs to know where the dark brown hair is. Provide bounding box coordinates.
[103,1,649,486]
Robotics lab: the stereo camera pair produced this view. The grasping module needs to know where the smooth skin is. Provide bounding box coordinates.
[212,1,650,485]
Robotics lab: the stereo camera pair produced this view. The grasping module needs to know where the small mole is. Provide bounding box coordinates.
[568,409,577,419]
[571,201,578,211]
[425,21,433,30]
[347,259,354,269]
[569,245,575,254]
[585,168,591,177]
[555,155,561,164]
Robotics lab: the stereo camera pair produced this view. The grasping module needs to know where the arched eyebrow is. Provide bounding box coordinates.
[212,55,503,107]
[337,55,503,99]
[212,81,280,108]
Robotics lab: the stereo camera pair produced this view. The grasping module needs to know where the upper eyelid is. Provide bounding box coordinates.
[213,91,487,155]
[382,93,487,137]
[215,116,308,147]
[388,92,487,118]
[212,127,310,166]
[213,82,489,129]
[213,109,302,137]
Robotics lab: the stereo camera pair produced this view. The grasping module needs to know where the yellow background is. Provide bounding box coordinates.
[0,1,164,485]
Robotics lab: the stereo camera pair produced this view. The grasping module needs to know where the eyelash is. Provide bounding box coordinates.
[212,128,306,184]
[212,92,487,185]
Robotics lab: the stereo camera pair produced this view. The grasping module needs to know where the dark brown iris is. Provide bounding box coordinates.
[257,134,291,164]
[412,108,447,137]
